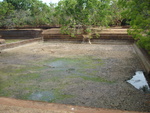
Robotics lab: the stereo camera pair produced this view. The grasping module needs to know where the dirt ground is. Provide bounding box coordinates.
[0,42,150,112]
[0,97,149,113]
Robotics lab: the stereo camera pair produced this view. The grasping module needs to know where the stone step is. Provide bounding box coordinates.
[42,28,133,42]
[42,28,128,35]
[0,39,5,44]
[43,34,133,42]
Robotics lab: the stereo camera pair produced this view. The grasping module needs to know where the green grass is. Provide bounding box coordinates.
[80,76,114,83]
[50,89,74,102]
[13,65,45,74]
[43,57,103,69]
[50,94,74,102]
[5,39,24,44]
[46,76,61,82]
[0,56,107,102]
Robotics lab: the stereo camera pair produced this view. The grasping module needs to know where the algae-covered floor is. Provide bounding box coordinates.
[0,42,150,112]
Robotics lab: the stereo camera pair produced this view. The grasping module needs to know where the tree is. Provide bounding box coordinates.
[56,0,111,36]
[109,0,123,26]
[48,3,59,26]
[4,0,33,10]
[5,10,32,28]
[30,0,53,25]
[119,0,150,53]
[1,0,54,27]
[1,1,33,28]
[0,1,14,27]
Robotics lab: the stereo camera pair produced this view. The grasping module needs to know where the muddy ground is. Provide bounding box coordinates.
[0,42,150,112]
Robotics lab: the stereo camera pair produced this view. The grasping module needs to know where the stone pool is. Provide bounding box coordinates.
[0,42,149,112]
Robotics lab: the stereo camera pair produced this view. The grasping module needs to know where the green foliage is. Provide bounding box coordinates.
[4,10,32,28]
[95,33,100,38]
[4,0,33,10]
[109,0,123,26]
[85,28,91,34]
[0,1,14,27]
[56,0,111,36]
[1,0,125,31]
[0,0,55,28]
[119,0,150,52]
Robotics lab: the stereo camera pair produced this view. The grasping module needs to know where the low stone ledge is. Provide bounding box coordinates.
[133,44,150,74]
[0,39,5,44]
[43,34,134,42]
[0,29,42,39]
[0,38,41,50]
[42,28,134,42]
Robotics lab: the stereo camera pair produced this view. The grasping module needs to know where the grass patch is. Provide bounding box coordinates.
[6,39,23,44]
[5,39,24,44]
[43,57,103,70]
[47,76,61,82]
[50,94,74,102]
[16,73,41,83]
[13,65,45,74]
[0,56,105,101]
[80,76,114,83]
[50,89,74,102]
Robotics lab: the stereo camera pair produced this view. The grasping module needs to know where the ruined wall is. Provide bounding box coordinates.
[0,38,41,50]
[0,29,42,39]
[42,28,134,42]
[133,44,150,74]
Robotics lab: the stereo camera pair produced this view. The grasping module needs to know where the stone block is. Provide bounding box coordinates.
[0,39,5,44]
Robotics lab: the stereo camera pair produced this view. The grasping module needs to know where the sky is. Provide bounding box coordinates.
[0,0,60,4]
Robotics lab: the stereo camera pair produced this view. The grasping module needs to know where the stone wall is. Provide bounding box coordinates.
[133,44,150,74]
[42,28,134,43]
[0,29,42,39]
[0,38,41,50]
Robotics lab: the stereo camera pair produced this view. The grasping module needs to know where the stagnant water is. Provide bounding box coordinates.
[29,91,55,102]
[127,71,150,93]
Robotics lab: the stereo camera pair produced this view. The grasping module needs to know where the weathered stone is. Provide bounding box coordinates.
[42,28,134,42]
[0,29,42,39]
[0,39,5,44]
